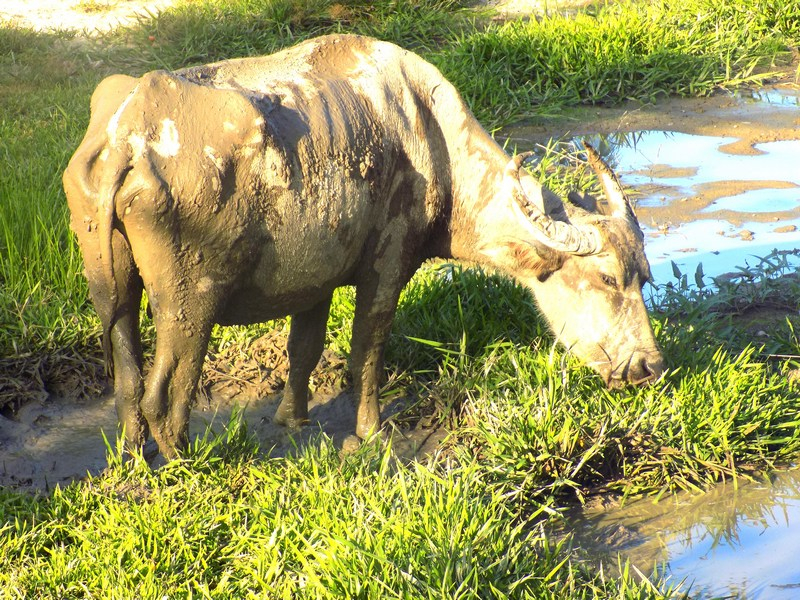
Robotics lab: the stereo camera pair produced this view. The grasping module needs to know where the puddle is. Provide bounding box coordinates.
[502,85,800,286]
[613,133,800,194]
[739,87,800,107]
[699,186,800,214]
[590,130,800,284]
[566,470,800,598]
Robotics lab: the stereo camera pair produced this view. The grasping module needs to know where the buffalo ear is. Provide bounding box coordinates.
[480,237,565,281]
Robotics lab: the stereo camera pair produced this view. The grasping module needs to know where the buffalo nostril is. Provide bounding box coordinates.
[639,355,665,381]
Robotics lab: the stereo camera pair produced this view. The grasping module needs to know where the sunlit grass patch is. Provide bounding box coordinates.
[454,336,800,505]
[0,426,670,599]
[437,0,798,127]
[382,245,800,506]
[88,0,471,72]
[0,93,95,355]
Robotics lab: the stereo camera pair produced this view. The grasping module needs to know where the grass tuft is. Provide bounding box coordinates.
[0,432,670,598]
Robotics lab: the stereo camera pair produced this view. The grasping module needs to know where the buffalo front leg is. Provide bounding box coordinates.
[139,309,214,459]
[274,295,333,428]
[350,280,403,440]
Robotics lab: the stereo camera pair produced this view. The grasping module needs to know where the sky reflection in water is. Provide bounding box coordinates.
[595,130,800,285]
[571,471,800,599]
[619,133,800,194]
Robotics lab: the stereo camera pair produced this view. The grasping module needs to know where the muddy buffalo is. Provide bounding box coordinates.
[64,34,664,458]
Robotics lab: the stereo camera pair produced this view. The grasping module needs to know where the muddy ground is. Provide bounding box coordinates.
[0,330,448,489]
[1,0,799,492]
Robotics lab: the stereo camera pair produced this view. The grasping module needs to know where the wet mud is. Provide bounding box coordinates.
[0,331,444,490]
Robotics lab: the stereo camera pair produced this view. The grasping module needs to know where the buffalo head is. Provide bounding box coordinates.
[492,142,665,387]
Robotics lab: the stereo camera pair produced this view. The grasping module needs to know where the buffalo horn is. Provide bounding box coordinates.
[506,152,601,256]
[582,141,636,221]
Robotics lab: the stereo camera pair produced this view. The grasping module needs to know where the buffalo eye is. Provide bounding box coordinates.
[600,273,618,288]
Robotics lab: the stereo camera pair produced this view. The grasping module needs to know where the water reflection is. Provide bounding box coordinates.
[506,129,800,284]
[607,132,800,200]
[568,470,800,598]
[738,87,800,107]
[606,131,800,284]
[699,186,800,214]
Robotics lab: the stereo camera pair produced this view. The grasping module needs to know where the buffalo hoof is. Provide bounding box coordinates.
[339,431,387,457]
[273,408,309,429]
[340,435,362,455]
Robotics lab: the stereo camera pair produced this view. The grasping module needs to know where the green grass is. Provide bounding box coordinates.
[1,0,800,597]
[0,424,675,598]
[382,260,800,507]
[435,0,798,126]
[89,0,472,72]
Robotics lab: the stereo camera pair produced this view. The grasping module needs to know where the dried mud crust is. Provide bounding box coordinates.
[0,332,347,416]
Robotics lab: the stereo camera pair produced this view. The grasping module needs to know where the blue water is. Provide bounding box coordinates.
[587,130,800,286]
[700,186,800,214]
[739,87,800,107]
[617,133,800,196]
[570,470,800,599]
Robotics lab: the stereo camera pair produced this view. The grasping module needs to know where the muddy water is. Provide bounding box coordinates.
[566,470,800,598]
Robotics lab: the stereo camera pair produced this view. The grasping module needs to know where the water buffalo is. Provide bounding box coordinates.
[63,34,664,458]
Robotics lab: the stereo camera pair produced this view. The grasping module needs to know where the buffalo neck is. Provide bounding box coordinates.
[424,87,534,271]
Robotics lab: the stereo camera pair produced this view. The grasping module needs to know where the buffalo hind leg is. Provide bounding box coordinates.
[81,228,148,450]
[274,295,333,428]
[140,309,214,459]
[109,287,148,449]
